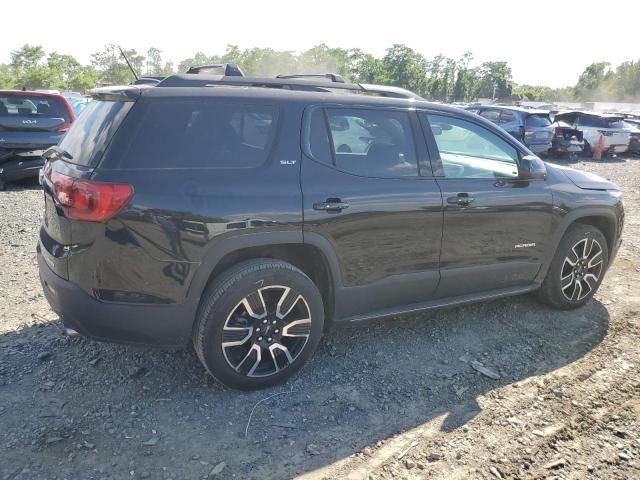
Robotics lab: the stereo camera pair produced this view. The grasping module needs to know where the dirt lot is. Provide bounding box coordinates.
[1,157,639,480]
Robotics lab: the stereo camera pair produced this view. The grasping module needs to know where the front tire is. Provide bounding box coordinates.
[193,259,324,390]
[538,223,608,310]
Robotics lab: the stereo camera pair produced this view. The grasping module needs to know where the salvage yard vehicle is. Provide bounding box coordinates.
[624,121,640,154]
[465,105,554,155]
[0,90,75,188]
[553,111,630,156]
[550,120,584,160]
[38,73,624,390]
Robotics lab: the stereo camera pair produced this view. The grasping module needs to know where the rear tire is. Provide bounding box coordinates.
[192,259,324,390]
[538,223,608,310]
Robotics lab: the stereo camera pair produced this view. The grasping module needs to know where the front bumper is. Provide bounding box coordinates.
[37,249,197,348]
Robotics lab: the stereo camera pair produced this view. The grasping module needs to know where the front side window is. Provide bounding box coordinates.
[325,108,418,177]
[424,113,519,179]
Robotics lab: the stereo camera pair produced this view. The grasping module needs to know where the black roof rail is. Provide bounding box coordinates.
[155,74,364,92]
[186,63,245,76]
[275,73,345,83]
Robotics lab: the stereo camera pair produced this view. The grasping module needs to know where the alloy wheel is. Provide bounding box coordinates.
[560,237,604,301]
[221,286,312,378]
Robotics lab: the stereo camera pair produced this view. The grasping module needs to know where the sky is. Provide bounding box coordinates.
[2,0,639,88]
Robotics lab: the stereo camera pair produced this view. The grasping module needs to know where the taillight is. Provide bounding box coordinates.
[50,171,133,222]
[55,123,71,133]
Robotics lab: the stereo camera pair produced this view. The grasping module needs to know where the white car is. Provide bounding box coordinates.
[553,111,630,155]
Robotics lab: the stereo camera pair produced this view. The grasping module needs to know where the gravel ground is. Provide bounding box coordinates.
[1,157,639,480]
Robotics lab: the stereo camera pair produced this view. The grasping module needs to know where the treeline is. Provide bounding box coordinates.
[1,43,639,103]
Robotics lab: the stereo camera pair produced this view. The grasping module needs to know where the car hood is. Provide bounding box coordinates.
[546,163,619,191]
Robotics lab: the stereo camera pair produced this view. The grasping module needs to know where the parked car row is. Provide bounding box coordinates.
[463,104,637,160]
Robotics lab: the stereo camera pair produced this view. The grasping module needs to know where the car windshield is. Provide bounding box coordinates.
[525,114,551,127]
[0,93,71,122]
[606,119,625,129]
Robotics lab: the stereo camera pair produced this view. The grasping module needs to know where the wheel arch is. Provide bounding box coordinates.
[187,232,342,327]
[537,207,619,283]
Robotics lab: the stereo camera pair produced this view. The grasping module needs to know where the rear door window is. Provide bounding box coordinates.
[324,108,418,178]
[58,100,133,167]
[104,102,278,169]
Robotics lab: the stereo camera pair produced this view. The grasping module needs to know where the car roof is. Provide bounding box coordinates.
[556,110,624,120]
[0,89,68,100]
[470,104,549,115]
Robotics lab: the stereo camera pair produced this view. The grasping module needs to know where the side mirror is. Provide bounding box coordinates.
[519,154,547,180]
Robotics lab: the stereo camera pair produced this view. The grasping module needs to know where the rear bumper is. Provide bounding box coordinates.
[37,249,197,348]
[0,157,44,182]
[527,142,552,154]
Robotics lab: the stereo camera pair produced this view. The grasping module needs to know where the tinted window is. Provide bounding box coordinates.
[0,94,71,122]
[307,108,332,164]
[58,100,133,166]
[499,111,516,124]
[325,108,418,177]
[104,102,278,169]
[525,114,551,127]
[425,113,519,179]
[479,110,500,123]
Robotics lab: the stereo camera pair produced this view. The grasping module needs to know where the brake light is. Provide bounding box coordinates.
[50,171,133,222]
[55,123,71,133]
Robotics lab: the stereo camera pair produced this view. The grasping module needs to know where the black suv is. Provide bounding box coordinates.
[38,74,624,390]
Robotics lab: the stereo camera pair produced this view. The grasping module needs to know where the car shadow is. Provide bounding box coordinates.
[0,294,609,479]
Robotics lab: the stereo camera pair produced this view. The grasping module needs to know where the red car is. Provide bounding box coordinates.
[0,90,75,188]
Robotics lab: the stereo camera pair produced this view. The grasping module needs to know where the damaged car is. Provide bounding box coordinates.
[550,120,584,161]
[553,111,630,157]
[0,90,75,188]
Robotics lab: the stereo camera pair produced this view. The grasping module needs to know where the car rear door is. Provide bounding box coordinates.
[301,105,443,319]
[420,110,554,298]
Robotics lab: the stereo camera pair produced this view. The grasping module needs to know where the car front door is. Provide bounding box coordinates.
[301,106,443,319]
[420,111,554,298]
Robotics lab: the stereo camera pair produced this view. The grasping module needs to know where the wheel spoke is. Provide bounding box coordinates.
[222,326,253,347]
[241,291,268,320]
[269,343,294,372]
[571,279,583,301]
[588,250,603,268]
[583,273,598,291]
[582,238,593,259]
[281,318,312,338]
[561,273,575,291]
[276,288,303,320]
[236,343,262,376]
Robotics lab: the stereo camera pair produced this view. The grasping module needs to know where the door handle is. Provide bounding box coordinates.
[313,199,350,213]
[447,194,475,207]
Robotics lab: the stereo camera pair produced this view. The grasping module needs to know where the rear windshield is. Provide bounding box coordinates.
[102,101,279,169]
[581,115,625,129]
[58,100,133,167]
[0,93,71,123]
[525,114,551,127]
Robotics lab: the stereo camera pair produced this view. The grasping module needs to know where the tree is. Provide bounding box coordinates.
[91,44,144,86]
[476,61,513,100]
[381,44,428,96]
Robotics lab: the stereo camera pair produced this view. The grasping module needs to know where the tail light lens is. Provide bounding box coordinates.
[50,171,133,222]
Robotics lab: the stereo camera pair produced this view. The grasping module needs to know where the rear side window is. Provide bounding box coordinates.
[58,100,132,166]
[312,108,418,178]
[104,102,278,169]
[525,114,551,127]
[0,94,71,123]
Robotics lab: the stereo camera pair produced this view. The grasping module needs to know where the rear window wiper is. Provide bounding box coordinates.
[43,145,73,160]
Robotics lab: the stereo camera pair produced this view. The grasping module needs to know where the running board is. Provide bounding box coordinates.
[341,285,538,323]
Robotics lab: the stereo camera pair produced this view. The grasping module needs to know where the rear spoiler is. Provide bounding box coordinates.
[89,85,145,102]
